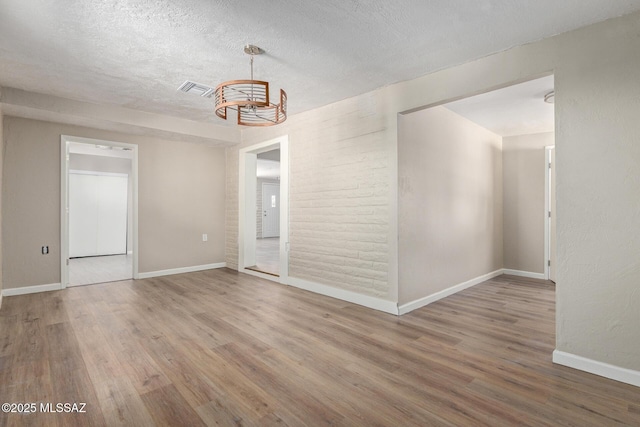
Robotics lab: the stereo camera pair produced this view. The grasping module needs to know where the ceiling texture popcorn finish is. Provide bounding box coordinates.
[1,0,640,134]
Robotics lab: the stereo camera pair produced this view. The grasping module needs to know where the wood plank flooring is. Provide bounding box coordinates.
[1,270,639,426]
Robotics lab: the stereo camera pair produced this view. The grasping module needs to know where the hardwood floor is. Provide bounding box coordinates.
[1,271,638,426]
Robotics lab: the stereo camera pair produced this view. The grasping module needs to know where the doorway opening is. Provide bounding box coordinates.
[61,135,139,287]
[397,74,556,310]
[441,74,556,281]
[249,150,281,275]
[238,136,289,283]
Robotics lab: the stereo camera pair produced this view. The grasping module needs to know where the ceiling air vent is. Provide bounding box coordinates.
[177,80,214,97]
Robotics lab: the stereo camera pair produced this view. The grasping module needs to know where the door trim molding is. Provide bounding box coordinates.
[238,136,289,284]
[544,145,555,281]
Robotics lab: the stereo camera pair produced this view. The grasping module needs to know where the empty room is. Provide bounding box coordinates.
[1,2,640,426]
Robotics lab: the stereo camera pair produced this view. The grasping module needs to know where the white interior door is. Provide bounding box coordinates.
[262,182,280,238]
[69,171,128,257]
[69,173,100,257]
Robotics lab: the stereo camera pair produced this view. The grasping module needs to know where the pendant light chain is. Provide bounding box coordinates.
[250,54,254,103]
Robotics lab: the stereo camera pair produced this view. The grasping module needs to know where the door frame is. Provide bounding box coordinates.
[544,145,555,281]
[262,182,280,238]
[60,135,139,288]
[238,135,289,283]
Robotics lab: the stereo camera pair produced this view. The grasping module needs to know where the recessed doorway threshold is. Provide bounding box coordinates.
[245,266,280,277]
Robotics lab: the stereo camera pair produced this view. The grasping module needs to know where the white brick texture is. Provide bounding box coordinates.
[226,91,394,299]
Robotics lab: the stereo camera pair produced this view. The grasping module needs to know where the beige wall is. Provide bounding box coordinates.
[554,21,640,370]
[0,111,4,299]
[503,132,554,274]
[138,137,225,273]
[398,106,503,304]
[228,12,640,371]
[2,117,226,289]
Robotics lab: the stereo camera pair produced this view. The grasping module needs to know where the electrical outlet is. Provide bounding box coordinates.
[202,234,208,242]
[41,246,49,255]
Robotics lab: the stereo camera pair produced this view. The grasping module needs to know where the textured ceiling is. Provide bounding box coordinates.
[1,1,640,126]
[445,75,555,137]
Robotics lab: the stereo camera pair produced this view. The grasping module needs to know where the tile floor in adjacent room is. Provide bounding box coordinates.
[69,254,133,286]
[252,237,279,276]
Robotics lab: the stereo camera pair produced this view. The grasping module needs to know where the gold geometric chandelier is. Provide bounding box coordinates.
[214,45,287,126]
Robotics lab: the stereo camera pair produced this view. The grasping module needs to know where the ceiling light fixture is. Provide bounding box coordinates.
[214,45,287,126]
[544,91,555,104]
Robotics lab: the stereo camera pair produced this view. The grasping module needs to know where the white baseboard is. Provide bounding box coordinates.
[398,269,503,315]
[138,262,226,279]
[288,277,399,315]
[0,292,3,309]
[2,283,63,297]
[503,269,546,280]
[553,350,640,388]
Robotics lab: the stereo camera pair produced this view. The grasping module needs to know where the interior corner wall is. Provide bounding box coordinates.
[502,132,555,274]
[2,116,226,289]
[398,106,503,305]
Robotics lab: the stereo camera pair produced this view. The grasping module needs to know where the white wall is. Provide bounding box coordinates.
[502,132,554,274]
[230,12,640,374]
[398,106,503,305]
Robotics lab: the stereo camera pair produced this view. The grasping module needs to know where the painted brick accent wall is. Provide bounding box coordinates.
[288,123,390,296]
[227,92,396,299]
